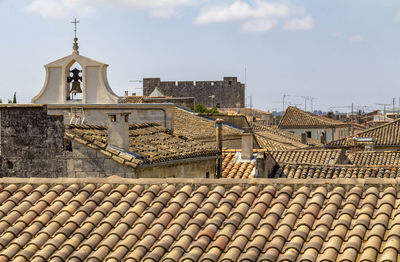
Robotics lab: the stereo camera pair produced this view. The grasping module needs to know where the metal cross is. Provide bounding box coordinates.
[71,18,80,38]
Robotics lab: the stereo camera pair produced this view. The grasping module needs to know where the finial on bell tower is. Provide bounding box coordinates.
[71,18,80,54]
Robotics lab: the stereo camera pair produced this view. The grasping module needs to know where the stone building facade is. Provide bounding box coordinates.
[143,77,245,108]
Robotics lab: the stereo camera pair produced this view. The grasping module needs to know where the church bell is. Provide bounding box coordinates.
[68,67,83,95]
[70,80,82,94]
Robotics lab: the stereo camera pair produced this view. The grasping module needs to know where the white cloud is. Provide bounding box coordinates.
[241,19,277,32]
[195,0,290,24]
[283,15,313,31]
[349,34,364,42]
[25,0,94,20]
[194,0,312,33]
[25,0,205,20]
[25,0,313,33]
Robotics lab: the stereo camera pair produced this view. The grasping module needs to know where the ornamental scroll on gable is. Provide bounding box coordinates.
[31,41,120,104]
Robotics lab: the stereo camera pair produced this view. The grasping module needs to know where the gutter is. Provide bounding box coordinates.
[136,155,219,170]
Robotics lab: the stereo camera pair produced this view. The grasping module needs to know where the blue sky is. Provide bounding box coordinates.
[1,0,400,112]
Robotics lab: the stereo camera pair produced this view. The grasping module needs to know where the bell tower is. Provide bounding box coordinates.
[32,19,120,105]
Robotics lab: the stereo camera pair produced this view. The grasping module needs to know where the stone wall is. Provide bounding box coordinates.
[65,140,134,178]
[143,77,245,108]
[0,105,66,177]
[138,158,216,179]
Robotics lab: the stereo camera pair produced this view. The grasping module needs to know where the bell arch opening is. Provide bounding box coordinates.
[66,61,83,101]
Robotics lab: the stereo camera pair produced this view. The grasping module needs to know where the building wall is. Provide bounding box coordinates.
[282,127,350,143]
[66,140,134,178]
[0,106,66,177]
[138,158,216,179]
[143,77,245,108]
[46,103,175,131]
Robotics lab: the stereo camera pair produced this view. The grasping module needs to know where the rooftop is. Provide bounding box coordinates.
[327,118,400,148]
[0,177,399,261]
[66,123,218,168]
[173,108,243,143]
[274,163,400,179]
[251,122,322,150]
[279,106,350,129]
[348,151,400,166]
[270,149,344,165]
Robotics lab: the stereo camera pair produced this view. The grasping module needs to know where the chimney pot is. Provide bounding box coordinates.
[107,113,131,151]
[301,133,307,144]
[241,127,253,160]
[215,119,224,178]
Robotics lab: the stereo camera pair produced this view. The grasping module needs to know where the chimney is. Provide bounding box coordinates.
[107,113,131,151]
[215,119,223,178]
[241,127,253,160]
[320,131,327,144]
[256,151,266,178]
[301,132,307,144]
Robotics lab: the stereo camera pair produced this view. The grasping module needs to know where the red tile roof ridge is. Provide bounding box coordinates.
[1,177,400,186]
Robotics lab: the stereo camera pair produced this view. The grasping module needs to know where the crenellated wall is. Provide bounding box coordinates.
[143,77,245,108]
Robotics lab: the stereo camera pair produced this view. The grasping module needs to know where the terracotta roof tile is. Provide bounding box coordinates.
[222,152,256,179]
[251,122,322,150]
[174,108,242,143]
[348,151,400,165]
[271,149,344,165]
[273,163,400,179]
[0,179,400,260]
[279,106,350,129]
[327,118,400,148]
[66,123,218,169]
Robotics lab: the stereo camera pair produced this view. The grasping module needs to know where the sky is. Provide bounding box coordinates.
[1,0,400,112]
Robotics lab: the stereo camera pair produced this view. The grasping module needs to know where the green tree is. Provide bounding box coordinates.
[195,103,207,113]
[195,103,219,114]
[12,92,16,104]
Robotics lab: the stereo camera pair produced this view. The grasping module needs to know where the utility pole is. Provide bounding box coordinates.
[377,103,391,116]
[393,98,396,119]
[282,93,286,113]
[310,97,317,113]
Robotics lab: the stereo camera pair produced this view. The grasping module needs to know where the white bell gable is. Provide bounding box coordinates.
[32,48,120,104]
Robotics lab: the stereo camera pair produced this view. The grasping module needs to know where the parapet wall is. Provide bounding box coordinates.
[143,77,245,108]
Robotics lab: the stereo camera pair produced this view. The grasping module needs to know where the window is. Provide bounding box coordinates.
[63,139,73,152]
[306,131,312,138]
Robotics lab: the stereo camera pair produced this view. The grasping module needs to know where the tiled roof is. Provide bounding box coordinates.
[255,133,303,151]
[251,122,322,151]
[327,118,400,148]
[66,123,218,168]
[222,152,256,179]
[279,106,349,129]
[270,149,344,165]
[1,177,400,261]
[174,108,243,142]
[274,163,400,179]
[348,151,400,166]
